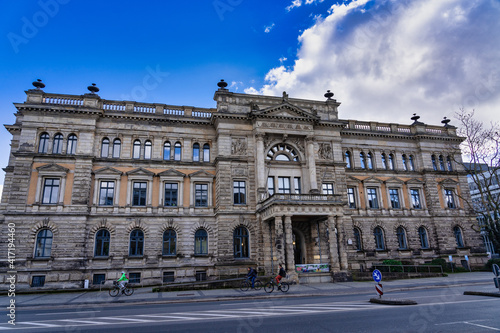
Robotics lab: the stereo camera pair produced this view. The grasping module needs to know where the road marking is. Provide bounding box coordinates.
[192,313,240,318]
[437,321,500,331]
[136,314,200,320]
[36,311,101,316]
[59,319,110,325]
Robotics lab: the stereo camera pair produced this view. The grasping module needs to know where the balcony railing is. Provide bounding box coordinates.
[260,193,344,206]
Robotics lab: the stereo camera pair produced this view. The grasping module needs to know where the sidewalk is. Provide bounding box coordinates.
[10,272,495,309]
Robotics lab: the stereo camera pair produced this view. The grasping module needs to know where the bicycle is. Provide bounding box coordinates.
[264,278,289,293]
[109,281,134,297]
[240,277,263,291]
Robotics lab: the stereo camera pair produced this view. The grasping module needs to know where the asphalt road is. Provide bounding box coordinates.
[2,286,500,332]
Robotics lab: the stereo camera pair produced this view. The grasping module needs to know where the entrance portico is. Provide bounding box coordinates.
[257,193,347,282]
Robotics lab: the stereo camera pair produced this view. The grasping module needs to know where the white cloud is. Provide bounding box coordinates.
[249,0,500,127]
[264,23,275,33]
[286,0,324,12]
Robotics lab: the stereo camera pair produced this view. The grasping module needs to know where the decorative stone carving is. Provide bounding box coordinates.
[318,142,333,160]
[231,138,247,155]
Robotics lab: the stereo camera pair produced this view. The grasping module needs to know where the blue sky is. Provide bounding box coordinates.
[1,0,500,186]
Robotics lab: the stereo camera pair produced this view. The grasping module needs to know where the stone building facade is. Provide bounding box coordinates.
[0,80,487,290]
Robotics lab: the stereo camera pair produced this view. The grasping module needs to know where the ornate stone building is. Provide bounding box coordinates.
[0,80,487,290]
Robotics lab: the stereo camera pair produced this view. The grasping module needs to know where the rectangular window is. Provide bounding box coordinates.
[367,188,379,209]
[195,271,207,281]
[347,187,357,209]
[322,183,334,195]
[268,176,275,196]
[233,181,246,205]
[132,182,147,206]
[195,184,208,207]
[410,189,421,209]
[389,188,400,209]
[164,183,178,207]
[42,178,60,204]
[99,181,115,206]
[31,276,45,287]
[92,274,106,285]
[445,189,456,209]
[163,271,175,283]
[278,177,291,194]
[294,177,301,194]
[129,273,141,284]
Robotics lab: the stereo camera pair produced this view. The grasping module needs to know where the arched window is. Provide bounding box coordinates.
[129,229,144,256]
[388,154,394,170]
[52,133,63,154]
[353,227,362,251]
[35,229,53,258]
[163,229,176,256]
[431,155,437,170]
[396,226,407,250]
[101,138,110,158]
[193,143,200,162]
[439,155,445,171]
[94,229,110,257]
[266,144,299,161]
[360,153,366,169]
[381,153,387,169]
[233,227,249,258]
[402,155,408,171]
[174,142,182,161]
[133,140,141,159]
[144,140,152,160]
[112,139,121,158]
[194,229,208,255]
[454,226,464,248]
[418,227,429,249]
[163,141,171,160]
[203,143,210,162]
[67,134,77,155]
[447,156,453,171]
[345,151,352,168]
[367,152,373,170]
[409,155,415,171]
[374,227,385,250]
[39,133,49,153]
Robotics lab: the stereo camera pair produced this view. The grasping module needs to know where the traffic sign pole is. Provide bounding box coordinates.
[375,283,383,298]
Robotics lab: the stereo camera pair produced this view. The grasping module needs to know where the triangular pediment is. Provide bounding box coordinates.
[157,169,186,177]
[361,176,383,184]
[188,170,215,179]
[126,167,155,176]
[347,176,362,183]
[93,167,123,175]
[405,178,425,185]
[251,102,319,122]
[36,163,69,173]
[384,177,404,184]
[439,178,459,186]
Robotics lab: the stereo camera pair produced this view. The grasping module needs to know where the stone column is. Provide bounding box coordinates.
[274,216,285,268]
[336,215,348,270]
[256,134,266,200]
[306,137,318,193]
[327,215,340,271]
[284,215,294,271]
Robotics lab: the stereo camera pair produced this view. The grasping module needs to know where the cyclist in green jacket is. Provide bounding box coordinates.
[117,271,129,291]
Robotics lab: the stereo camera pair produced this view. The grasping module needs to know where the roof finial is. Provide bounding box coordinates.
[87,83,99,94]
[282,91,288,102]
[324,90,334,100]
[217,79,228,90]
[441,116,451,127]
[32,79,45,90]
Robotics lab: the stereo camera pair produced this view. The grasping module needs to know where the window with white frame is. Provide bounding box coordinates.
[233,181,246,205]
[67,134,77,155]
[189,172,214,208]
[133,140,141,159]
[93,168,122,207]
[389,188,401,209]
[163,141,171,160]
[322,183,334,195]
[294,177,301,194]
[42,178,60,204]
[101,138,110,158]
[174,142,182,161]
[367,188,379,209]
[144,140,152,160]
[347,187,357,208]
[445,189,456,209]
[203,143,210,162]
[35,164,69,206]
[193,143,200,162]
[278,177,291,193]
[39,133,49,153]
[195,184,208,207]
[410,189,422,209]
[99,181,115,206]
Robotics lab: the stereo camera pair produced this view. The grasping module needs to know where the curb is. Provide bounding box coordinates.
[369,297,417,305]
[464,291,500,297]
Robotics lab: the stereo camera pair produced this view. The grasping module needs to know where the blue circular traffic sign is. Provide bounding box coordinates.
[372,269,382,283]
